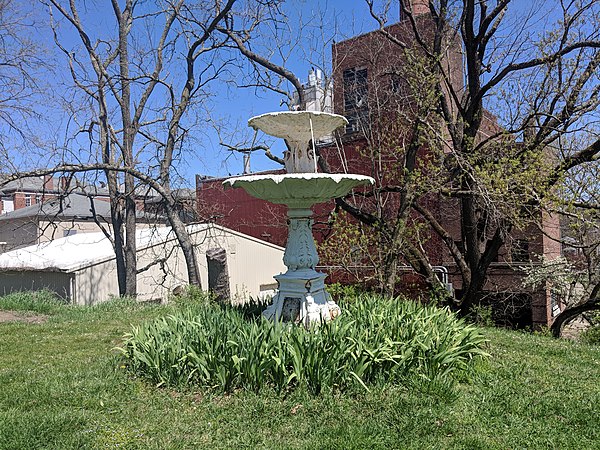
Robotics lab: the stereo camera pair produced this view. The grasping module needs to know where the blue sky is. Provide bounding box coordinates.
[9,0,571,188]
[14,0,387,186]
[153,0,569,182]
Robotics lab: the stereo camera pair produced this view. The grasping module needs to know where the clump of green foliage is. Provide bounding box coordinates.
[469,304,495,327]
[118,294,488,394]
[0,290,67,314]
[580,326,600,345]
[326,282,367,303]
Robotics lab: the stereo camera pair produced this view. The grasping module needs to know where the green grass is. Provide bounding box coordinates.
[1,293,599,449]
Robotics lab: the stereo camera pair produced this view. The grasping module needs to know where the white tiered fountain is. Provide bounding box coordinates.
[224,111,374,326]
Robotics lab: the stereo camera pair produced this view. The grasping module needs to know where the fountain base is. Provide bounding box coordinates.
[263,269,341,326]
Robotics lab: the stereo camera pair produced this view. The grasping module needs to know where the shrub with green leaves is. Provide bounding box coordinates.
[118,294,488,394]
[326,283,367,303]
[0,290,67,314]
[580,326,600,345]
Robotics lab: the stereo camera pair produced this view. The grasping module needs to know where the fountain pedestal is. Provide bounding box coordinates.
[264,207,339,325]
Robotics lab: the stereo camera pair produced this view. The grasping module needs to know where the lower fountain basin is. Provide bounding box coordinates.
[223,173,374,209]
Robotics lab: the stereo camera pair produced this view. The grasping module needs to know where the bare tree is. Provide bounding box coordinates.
[44,0,237,295]
[344,0,600,314]
[0,0,49,162]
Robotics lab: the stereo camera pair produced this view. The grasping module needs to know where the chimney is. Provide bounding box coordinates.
[43,174,53,191]
[243,153,251,174]
[59,176,71,192]
[400,0,430,20]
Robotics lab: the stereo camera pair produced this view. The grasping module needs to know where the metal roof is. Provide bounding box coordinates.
[0,223,284,273]
[0,225,204,272]
[0,193,158,222]
[0,176,47,193]
[0,175,111,196]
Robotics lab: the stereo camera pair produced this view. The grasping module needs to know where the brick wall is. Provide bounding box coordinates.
[197,173,289,247]
[13,193,27,210]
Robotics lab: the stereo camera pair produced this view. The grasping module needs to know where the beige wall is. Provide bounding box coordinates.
[0,218,114,252]
[39,220,159,243]
[74,261,120,306]
[196,226,285,302]
[132,225,286,303]
[0,218,161,253]
[39,220,106,242]
[70,225,285,305]
[136,238,190,302]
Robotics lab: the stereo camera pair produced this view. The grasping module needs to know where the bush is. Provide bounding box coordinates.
[469,304,495,327]
[118,294,488,394]
[327,283,366,303]
[580,326,600,345]
[0,290,67,314]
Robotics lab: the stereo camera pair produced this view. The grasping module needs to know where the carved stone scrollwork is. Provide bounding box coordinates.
[284,140,317,173]
[283,211,319,271]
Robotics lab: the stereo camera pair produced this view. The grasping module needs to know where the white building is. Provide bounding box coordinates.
[0,224,284,305]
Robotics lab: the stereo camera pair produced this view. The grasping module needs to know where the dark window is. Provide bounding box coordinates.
[511,239,530,263]
[343,68,368,134]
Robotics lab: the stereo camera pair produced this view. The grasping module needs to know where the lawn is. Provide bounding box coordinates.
[0,294,599,449]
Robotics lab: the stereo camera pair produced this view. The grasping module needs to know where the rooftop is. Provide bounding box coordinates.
[0,193,160,222]
[0,225,206,272]
[0,223,282,272]
[0,175,111,196]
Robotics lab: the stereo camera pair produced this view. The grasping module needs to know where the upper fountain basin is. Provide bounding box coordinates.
[248,111,348,142]
[223,173,375,209]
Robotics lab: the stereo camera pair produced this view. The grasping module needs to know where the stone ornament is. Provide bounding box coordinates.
[249,111,347,174]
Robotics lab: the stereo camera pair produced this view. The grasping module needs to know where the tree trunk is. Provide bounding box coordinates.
[117,1,137,297]
[166,206,202,287]
[109,198,127,296]
[550,299,600,337]
[459,268,486,315]
[124,172,137,297]
[382,254,398,298]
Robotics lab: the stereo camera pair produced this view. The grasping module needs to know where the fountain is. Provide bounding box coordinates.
[224,111,374,326]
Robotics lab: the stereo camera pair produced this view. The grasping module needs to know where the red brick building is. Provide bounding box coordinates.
[0,175,57,214]
[197,171,288,247]
[0,175,114,215]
